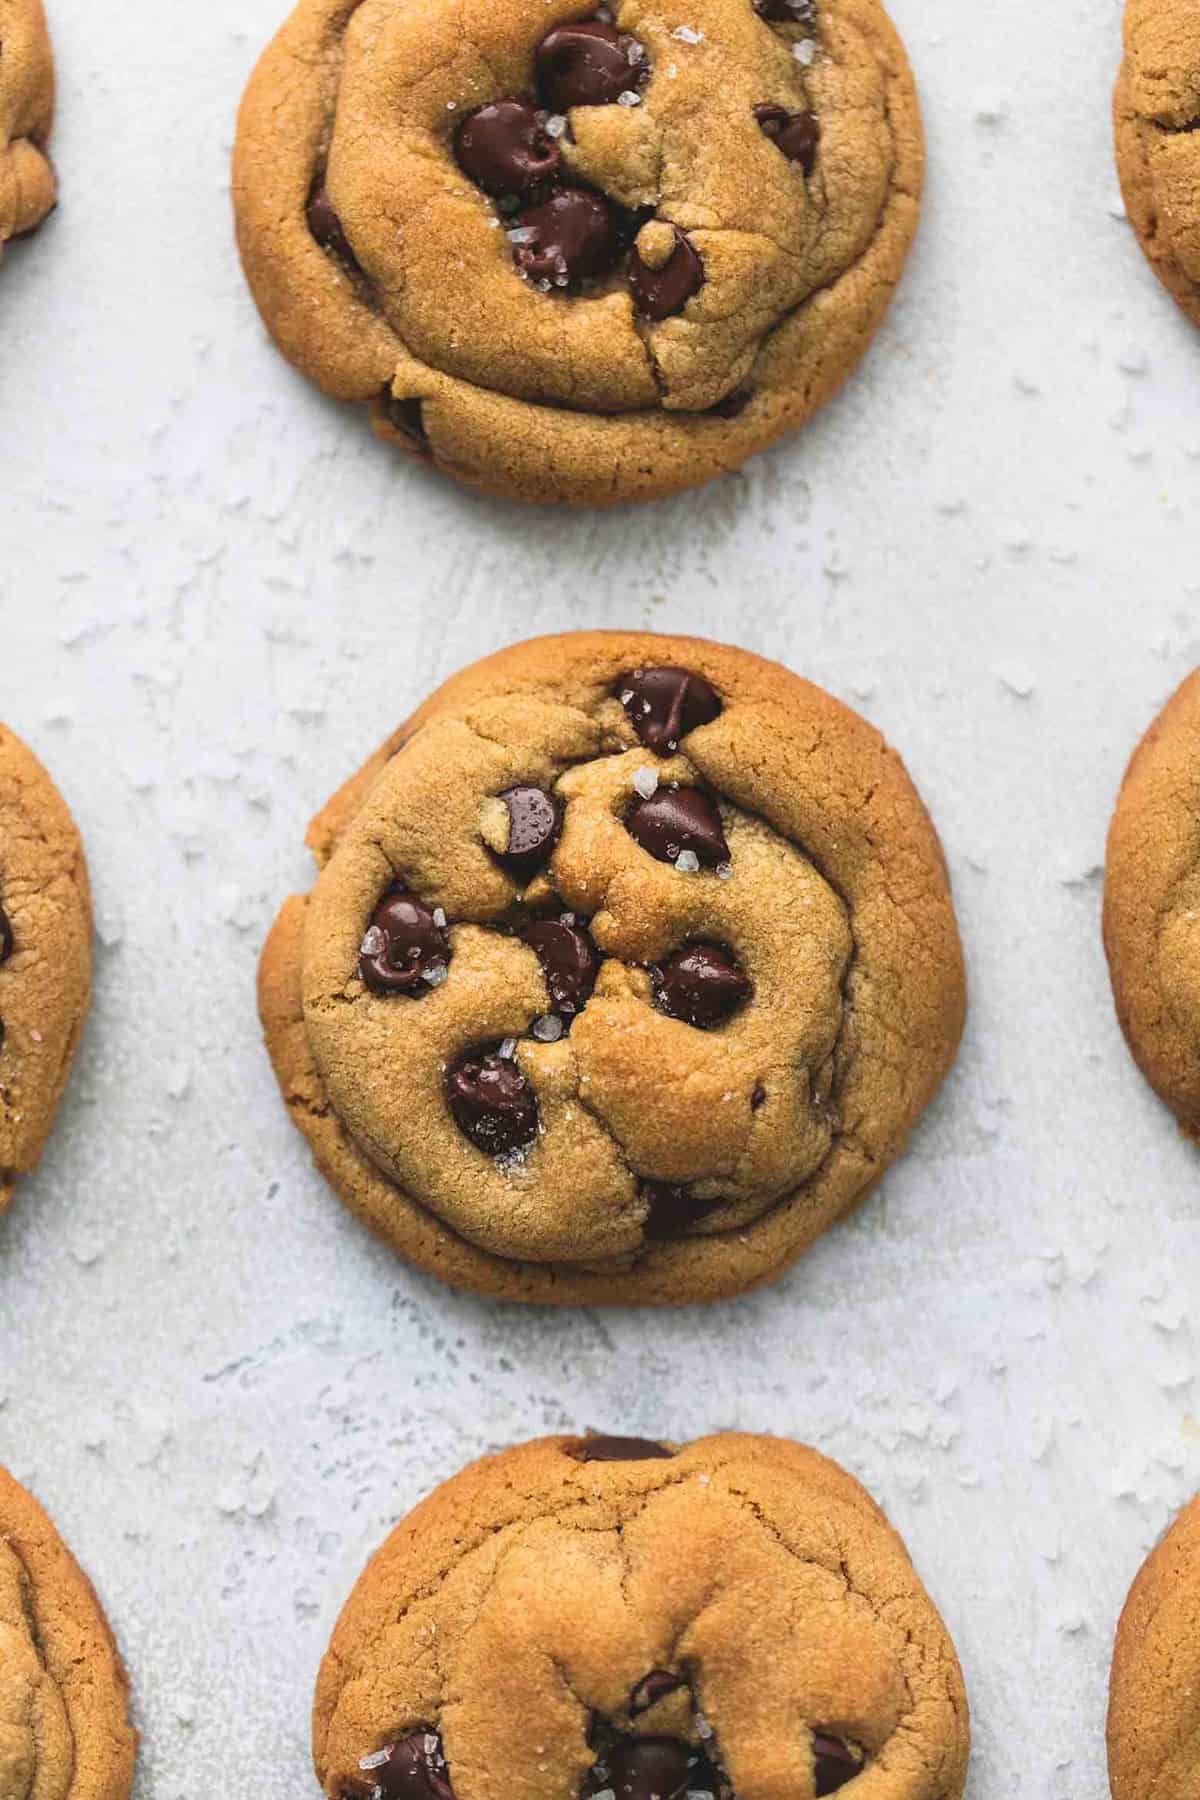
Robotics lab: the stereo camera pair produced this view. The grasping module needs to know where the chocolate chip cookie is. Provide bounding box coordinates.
[1103,671,1200,1133]
[258,632,965,1305]
[0,724,92,1215]
[232,0,923,506]
[0,0,56,259]
[314,1432,970,1800]
[1108,1492,1200,1800]
[1114,0,1200,325]
[0,1465,137,1800]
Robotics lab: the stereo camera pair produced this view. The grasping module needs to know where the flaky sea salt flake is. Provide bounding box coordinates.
[545,113,568,137]
[360,926,386,957]
[716,861,732,881]
[672,22,703,41]
[360,1751,391,1772]
[433,907,447,928]
[675,850,701,874]
[499,1037,518,1061]
[507,225,537,243]
[633,766,659,799]
[533,1015,564,1042]
[793,37,816,62]
[617,88,641,104]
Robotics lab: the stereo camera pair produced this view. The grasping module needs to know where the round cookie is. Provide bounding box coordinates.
[232,0,923,506]
[1108,1492,1200,1800]
[1114,0,1200,325]
[0,0,56,259]
[1103,670,1200,1133]
[258,631,965,1305]
[0,1465,137,1800]
[0,723,92,1215]
[314,1432,970,1800]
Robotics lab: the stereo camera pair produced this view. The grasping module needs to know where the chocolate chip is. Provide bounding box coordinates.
[754,103,819,172]
[455,99,562,198]
[447,1048,538,1155]
[384,393,428,445]
[512,188,624,288]
[575,1436,674,1462]
[813,1733,863,1795]
[629,225,704,319]
[619,666,722,753]
[495,786,563,884]
[306,182,360,268]
[641,1180,720,1238]
[585,1740,717,1800]
[366,1731,456,1800]
[630,1671,684,1716]
[536,20,649,111]
[521,916,599,1020]
[652,942,751,1029]
[708,386,754,419]
[626,785,729,869]
[358,886,450,996]
[0,902,12,965]
[753,0,816,19]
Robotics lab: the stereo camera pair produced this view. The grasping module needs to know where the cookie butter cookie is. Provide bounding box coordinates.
[1115,0,1200,325]
[232,0,923,505]
[0,725,91,1215]
[259,632,965,1305]
[1108,1492,1200,1800]
[314,1432,970,1800]
[0,1466,136,1800]
[0,0,56,259]
[1103,670,1200,1133]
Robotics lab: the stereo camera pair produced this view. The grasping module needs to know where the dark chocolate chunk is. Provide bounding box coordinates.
[512,188,624,288]
[575,1436,674,1462]
[306,183,360,268]
[626,785,729,869]
[813,1733,863,1795]
[619,667,722,753]
[455,99,563,198]
[629,1670,684,1716]
[522,915,600,1020]
[536,20,649,110]
[652,943,751,1029]
[359,887,450,996]
[447,1048,538,1155]
[366,1731,457,1800]
[495,786,563,884]
[629,225,704,319]
[754,103,819,172]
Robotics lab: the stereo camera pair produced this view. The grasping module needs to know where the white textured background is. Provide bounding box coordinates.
[2,0,1197,1793]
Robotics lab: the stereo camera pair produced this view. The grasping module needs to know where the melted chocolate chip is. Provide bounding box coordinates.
[0,902,11,965]
[512,188,624,288]
[358,887,450,996]
[384,393,429,445]
[456,99,562,198]
[708,386,754,419]
[629,1671,684,1716]
[536,20,648,111]
[813,1734,862,1795]
[575,1436,674,1462]
[629,225,704,319]
[495,786,563,884]
[652,942,751,1029]
[306,183,360,268]
[626,785,729,869]
[754,103,819,172]
[447,1048,538,1155]
[522,916,599,1019]
[367,1731,456,1800]
[586,1740,719,1800]
[619,666,722,753]
[753,0,816,20]
[641,1180,720,1238]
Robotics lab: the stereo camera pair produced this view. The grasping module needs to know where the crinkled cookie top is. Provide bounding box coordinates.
[314,1433,970,1800]
[261,632,964,1305]
[0,1469,136,1800]
[1108,1491,1200,1800]
[1114,0,1200,322]
[233,0,922,502]
[0,0,56,253]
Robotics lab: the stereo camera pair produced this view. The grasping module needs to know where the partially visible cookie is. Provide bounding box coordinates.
[1103,670,1200,1132]
[259,631,965,1305]
[0,724,92,1214]
[1114,0,1200,325]
[314,1432,970,1800]
[1108,1492,1200,1800]
[232,0,923,506]
[0,1466,137,1800]
[0,0,56,258]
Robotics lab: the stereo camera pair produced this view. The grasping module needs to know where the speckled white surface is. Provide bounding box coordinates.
[2,0,1198,1794]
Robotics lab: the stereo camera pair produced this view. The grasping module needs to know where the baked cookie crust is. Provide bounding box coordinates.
[1103,670,1200,1133]
[1108,1492,1200,1800]
[0,0,56,257]
[313,1432,970,1800]
[1114,0,1200,325]
[232,0,923,506]
[0,1466,136,1800]
[258,631,965,1305]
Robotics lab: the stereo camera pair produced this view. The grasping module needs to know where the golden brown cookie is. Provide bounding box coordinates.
[259,631,965,1305]
[1103,670,1200,1133]
[0,0,56,258]
[0,1466,137,1800]
[232,0,923,506]
[1108,1492,1200,1800]
[1114,0,1200,325]
[0,724,92,1215]
[313,1432,970,1800]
